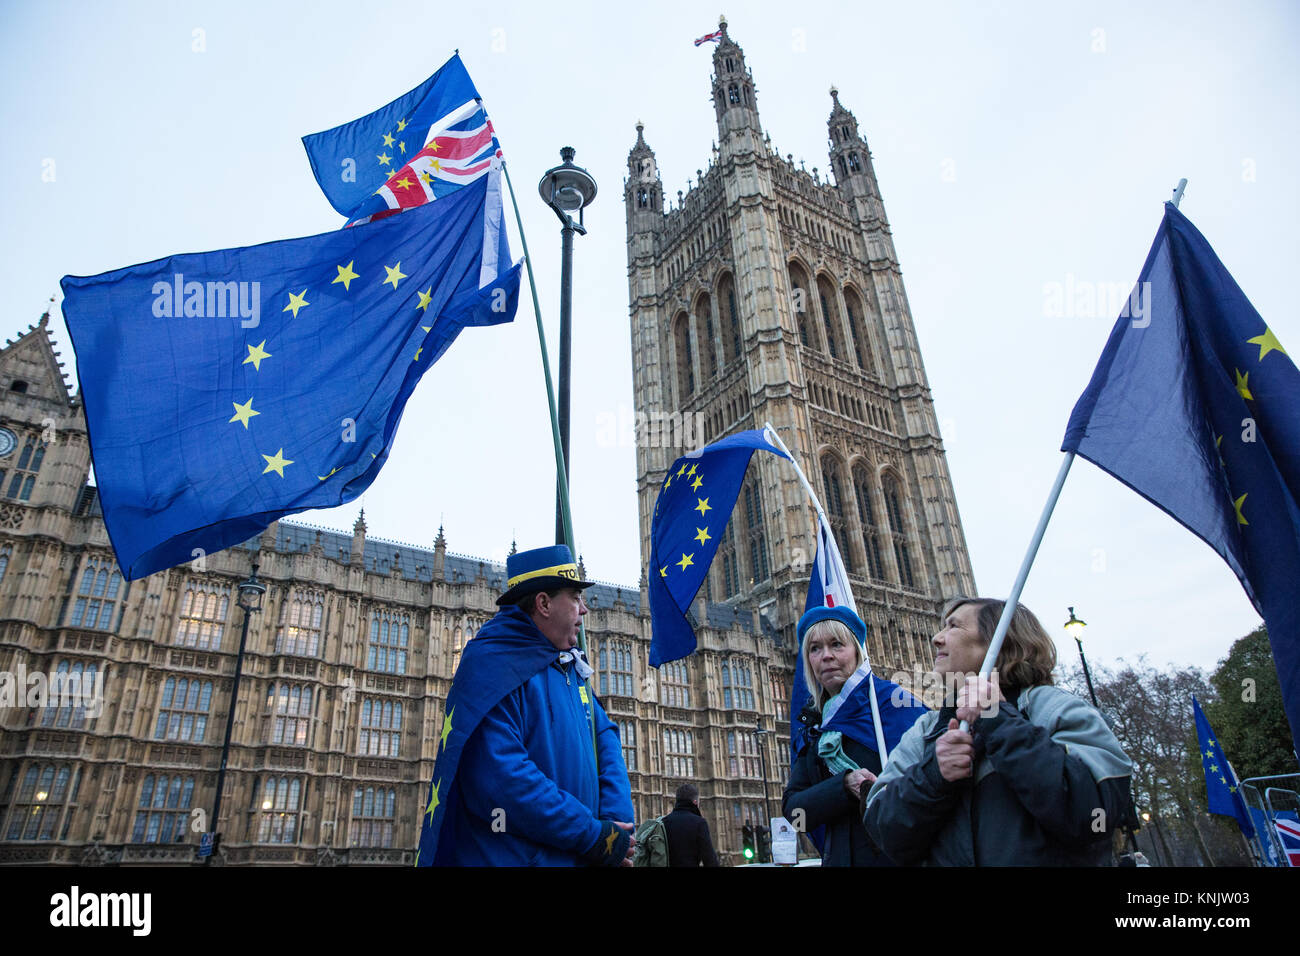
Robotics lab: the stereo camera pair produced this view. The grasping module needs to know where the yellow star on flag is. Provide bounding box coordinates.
[695,497,711,516]
[1233,493,1248,526]
[677,464,687,477]
[421,325,431,334]
[229,397,259,429]
[1209,763,1219,774]
[694,527,711,545]
[383,263,407,289]
[430,159,441,172]
[414,347,423,362]
[398,141,406,154]
[417,288,433,311]
[1234,368,1253,401]
[425,780,440,821]
[691,474,704,491]
[419,170,434,185]
[1219,775,1227,784]
[283,290,309,318]
[261,448,293,478]
[1229,784,1237,793]
[243,340,271,371]
[394,176,414,190]
[377,152,392,166]
[686,464,697,477]
[1204,748,1214,758]
[317,467,339,481]
[397,118,407,132]
[426,139,442,152]
[660,566,668,578]
[1246,326,1287,362]
[333,261,359,291]
[382,132,395,147]
[677,553,694,571]
[441,707,455,750]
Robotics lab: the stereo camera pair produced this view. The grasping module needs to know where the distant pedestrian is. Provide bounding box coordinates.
[661,783,719,867]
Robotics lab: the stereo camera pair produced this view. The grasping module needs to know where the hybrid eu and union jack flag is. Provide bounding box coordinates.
[647,430,790,667]
[301,53,501,224]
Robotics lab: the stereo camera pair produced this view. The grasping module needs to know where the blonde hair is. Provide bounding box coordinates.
[939,596,1057,692]
[801,619,865,710]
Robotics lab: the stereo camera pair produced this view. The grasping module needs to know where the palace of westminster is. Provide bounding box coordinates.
[0,22,974,865]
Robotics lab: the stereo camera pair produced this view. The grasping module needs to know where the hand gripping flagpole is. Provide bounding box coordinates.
[762,422,891,759]
[500,160,600,769]
[961,178,1188,731]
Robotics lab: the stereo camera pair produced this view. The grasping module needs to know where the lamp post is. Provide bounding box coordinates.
[538,147,597,545]
[753,719,774,862]
[203,560,266,864]
[1064,606,1098,708]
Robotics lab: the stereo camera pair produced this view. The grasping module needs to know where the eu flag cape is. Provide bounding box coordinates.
[415,607,568,866]
[61,173,520,580]
[1063,203,1300,755]
[790,515,926,763]
[1192,696,1254,838]
[647,429,790,667]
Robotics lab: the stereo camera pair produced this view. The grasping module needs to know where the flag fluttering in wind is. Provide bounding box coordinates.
[694,28,724,46]
[302,54,486,218]
[647,430,789,667]
[1063,202,1300,756]
[62,172,519,580]
[1191,697,1254,838]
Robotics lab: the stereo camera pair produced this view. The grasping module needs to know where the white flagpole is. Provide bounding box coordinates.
[763,422,889,758]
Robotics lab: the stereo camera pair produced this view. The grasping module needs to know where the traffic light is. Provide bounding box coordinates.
[756,824,771,863]
[741,823,755,862]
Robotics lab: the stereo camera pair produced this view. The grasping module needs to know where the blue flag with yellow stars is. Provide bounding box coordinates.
[302,53,482,218]
[416,606,560,866]
[61,172,520,580]
[1063,203,1300,758]
[648,429,790,667]
[1192,696,1254,838]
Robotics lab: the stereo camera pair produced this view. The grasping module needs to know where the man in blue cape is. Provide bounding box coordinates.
[415,545,636,866]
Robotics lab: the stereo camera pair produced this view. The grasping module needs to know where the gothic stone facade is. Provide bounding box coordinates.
[625,22,975,682]
[0,318,787,866]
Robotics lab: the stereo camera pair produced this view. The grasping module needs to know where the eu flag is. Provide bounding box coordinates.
[1192,697,1254,838]
[1063,203,1300,756]
[647,430,789,667]
[61,173,520,580]
[302,54,482,218]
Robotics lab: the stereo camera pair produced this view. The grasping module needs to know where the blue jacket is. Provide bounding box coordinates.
[422,606,634,866]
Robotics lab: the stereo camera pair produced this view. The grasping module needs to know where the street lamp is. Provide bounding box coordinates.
[203,560,266,864]
[753,719,775,863]
[538,147,597,545]
[1064,606,1098,708]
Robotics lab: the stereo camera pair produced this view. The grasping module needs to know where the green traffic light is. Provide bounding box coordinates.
[743,848,754,859]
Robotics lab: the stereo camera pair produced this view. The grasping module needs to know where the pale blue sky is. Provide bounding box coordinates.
[3,0,1297,675]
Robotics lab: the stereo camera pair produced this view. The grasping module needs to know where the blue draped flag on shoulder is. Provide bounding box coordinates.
[790,513,926,763]
[647,429,789,667]
[61,173,520,580]
[302,54,485,218]
[1062,202,1300,755]
[1192,696,1254,839]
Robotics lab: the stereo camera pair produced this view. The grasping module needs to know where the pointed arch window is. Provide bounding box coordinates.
[69,557,124,631]
[637,187,649,208]
[276,589,323,656]
[743,479,770,584]
[817,276,842,362]
[728,84,741,105]
[820,456,853,573]
[673,312,694,402]
[696,295,717,378]
[6,434,46,501]
[176,582,229,650]
[882,474,916,589]
[849,153,862,172]
[854,466,886,582]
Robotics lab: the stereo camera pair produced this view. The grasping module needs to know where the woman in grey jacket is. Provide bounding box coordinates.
[863,597,1134,866]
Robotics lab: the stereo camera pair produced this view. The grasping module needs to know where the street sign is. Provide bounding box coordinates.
[198,832,213,858]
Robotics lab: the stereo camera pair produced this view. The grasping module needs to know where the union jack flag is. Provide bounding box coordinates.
[1276,817,1300,867]
[694,29,723,46]
[348,103,502,227]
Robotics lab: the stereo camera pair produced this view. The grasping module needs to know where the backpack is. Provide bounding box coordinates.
[632,816,670,867]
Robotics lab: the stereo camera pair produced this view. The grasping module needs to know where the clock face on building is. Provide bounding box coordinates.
[0,428,15,459]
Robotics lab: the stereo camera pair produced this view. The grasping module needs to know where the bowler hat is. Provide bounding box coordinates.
[496,544,595,606]
[796,605,867,646]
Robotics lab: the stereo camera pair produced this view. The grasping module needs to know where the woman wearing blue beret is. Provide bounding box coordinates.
[781,604,914,866]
